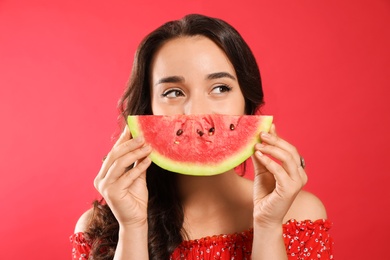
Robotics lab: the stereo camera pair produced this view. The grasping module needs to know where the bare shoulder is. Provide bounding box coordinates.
[283,190,328,223]
[74,208,94,233]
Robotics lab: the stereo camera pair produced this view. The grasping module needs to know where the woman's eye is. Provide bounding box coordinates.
[210,85,232,94]
[162,89,184,98]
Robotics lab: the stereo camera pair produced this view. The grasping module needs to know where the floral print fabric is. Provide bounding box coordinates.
[70,219,334,260]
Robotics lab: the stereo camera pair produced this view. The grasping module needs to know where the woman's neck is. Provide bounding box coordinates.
[177,170,247,201]
[177,170,254,239]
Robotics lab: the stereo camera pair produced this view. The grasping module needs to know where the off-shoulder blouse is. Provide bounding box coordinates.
[70,219,334,259]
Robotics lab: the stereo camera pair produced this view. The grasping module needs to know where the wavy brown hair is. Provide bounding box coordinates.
[84,13,265,260]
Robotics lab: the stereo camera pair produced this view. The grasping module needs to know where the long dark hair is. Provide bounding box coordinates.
[84,14,264,260]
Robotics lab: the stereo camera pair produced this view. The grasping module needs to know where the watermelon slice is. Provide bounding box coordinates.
[127,114,273,176]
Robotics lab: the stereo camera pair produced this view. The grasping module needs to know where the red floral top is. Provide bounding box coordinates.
[70,219,334,260]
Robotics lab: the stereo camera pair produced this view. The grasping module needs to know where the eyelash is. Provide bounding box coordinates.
[211,85,232,93]
[161,89,184,97]
[161,85,233,98]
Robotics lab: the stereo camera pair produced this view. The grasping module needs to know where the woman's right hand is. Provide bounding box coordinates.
[94,126,152,228]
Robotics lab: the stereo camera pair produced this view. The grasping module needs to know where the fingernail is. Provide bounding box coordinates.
[255,151,263,157]
[261,132,270,138]
[255,143,265,149]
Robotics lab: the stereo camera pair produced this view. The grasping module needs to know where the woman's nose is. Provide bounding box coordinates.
[184,97,210,115]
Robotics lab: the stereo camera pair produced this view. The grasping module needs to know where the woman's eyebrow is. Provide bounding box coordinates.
[206,72,236,81]
[155,76,185,85]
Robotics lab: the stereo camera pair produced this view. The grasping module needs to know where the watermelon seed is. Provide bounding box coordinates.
[174,141,180,144]
[176,129,183,136]
[208,127,215,135]
[196,129,204,137]
[230,124,235,130]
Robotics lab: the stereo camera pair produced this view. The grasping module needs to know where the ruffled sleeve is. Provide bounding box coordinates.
[70,232,92,260]
[283,219,334,259]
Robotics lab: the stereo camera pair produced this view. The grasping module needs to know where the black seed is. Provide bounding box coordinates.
[230,124,235,130]
[176,129,183,136]
[197,129,204,137]
[208,127,215,135]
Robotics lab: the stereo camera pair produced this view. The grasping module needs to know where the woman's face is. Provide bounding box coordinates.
[150,36,246,116]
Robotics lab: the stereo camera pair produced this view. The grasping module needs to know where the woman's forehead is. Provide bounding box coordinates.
[150,36,236,79]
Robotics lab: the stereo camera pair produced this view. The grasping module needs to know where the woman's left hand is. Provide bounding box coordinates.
[251,123,308,228]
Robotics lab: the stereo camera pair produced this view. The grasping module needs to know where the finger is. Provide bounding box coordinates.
[95,136,146,181]
[109,135,145,163]
[253,150,291,186]
[255,143,301,182]
[102,157,151,196]
[101,126,132,171]
[112,126,133,151]
[103,145,152,182]
[298,166,308,186]
[261,129,307,184]
[260,132,301,166]
[251,154,276,196]
[121,156,151,183]
[254,150,304,197]
[269,123,277,137]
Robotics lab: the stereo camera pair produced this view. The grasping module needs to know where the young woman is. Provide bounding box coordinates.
[70,14,334,260]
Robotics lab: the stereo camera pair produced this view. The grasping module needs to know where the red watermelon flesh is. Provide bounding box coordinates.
[127,114,273,176]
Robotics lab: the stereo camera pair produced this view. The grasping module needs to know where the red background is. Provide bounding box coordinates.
[1,0,389,259]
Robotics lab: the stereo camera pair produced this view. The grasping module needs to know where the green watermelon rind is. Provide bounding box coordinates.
[127,115,273,176]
